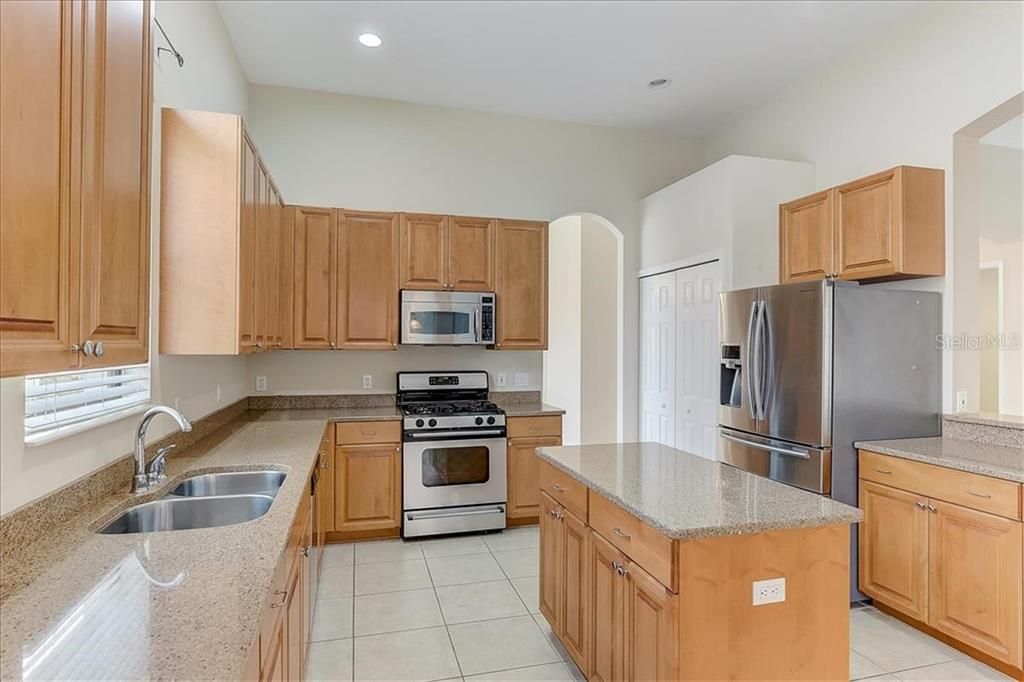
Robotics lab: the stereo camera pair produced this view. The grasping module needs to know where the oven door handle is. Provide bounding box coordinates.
[406,429,505,439]
[406,506,506,521]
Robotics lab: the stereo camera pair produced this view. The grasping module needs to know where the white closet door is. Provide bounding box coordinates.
[675,261,721,460]
[639,272,676,446]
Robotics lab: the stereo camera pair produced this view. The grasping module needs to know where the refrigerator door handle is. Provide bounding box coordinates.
[720,431,811,459]
[746,301,759,420]
[751,301,765,421]
[757,300,769,421]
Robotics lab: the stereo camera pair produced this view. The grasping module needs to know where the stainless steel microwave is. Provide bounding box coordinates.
[400,290,495,345]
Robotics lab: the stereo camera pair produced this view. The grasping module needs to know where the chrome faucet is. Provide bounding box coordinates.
[132,405,192,494]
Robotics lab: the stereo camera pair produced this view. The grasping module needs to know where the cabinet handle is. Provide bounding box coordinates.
[915,501,927,510]
[927,504,937,513]
[70,343,80,353]
[82,340,95,357]
[270,589,287,607]
[874,468,892,475]
[94,341,105,357]
[613,561,628,577]
[966,490,992,499]
[302,545,311,558]
[551,484,565,493]
[612,527,631,540]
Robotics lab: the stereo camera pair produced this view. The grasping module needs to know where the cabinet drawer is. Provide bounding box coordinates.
[335,421,401,445]
[589,491,677,592]
[859,450,1021,520]
[508,415,562,438]
[539,459,588,519]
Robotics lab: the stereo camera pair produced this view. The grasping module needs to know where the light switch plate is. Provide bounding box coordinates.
[752,577,786,605]
[255,376,267,392]
[513,372,529,387]
[496,373,508,387]
[362,375,373,389]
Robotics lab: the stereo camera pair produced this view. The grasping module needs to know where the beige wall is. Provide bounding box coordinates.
[0,0,251,515]
[245,85,702,439]
[700,1,1024,412]
[580,215,621,444]
[544,217,584,444]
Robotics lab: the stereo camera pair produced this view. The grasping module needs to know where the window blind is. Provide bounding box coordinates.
[25,365,150,439]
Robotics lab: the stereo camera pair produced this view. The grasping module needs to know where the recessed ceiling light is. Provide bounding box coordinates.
[648,78,671,89]
[358,33,382,48]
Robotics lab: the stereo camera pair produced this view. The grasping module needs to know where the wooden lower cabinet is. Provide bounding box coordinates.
[625,559,678,682]
[330,422,402,537]
[540,492,590,674]
[858,450,1024,672]
[588,530,626,682]
[508,435,561,520]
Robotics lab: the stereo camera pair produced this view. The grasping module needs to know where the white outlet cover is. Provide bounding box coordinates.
[496,373,508,387]
[956,391,968,412]
[513,372,529,387]
[255,376,267,392]
[362,374,373,389]
[752,577,786,606]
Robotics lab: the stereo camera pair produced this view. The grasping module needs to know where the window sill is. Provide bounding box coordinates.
[25,404,151,448]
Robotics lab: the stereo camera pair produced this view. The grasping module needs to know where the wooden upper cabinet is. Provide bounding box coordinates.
[928,500,1022,667]
[779,166,944,284]
[448,216,495,291]
[160,110,285,355]
[78,0,152,368]
[292,206,336,349]
[495,219,548,349]
[278,203,294,350]
[858,480,930,622]
[399,213,447,290]
[0,0,79,376]
[834,166,944,281]
[336,210,399,349]
[779,190,834,284]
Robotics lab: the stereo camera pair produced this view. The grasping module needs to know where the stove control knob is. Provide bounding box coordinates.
[475,416,484,425]
[486,416,495,425]
[428,418,437,427]
[415,418,425,428]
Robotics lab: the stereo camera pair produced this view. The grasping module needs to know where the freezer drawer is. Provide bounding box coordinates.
[719,427,832,494]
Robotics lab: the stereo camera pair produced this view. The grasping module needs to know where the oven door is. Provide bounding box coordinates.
[401,300,482,345]
[403,436,507,510]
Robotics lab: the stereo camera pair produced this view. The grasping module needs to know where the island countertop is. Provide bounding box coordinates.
[536,442,862,540]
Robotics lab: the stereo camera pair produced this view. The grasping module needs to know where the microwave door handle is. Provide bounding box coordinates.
[474,307,480,343]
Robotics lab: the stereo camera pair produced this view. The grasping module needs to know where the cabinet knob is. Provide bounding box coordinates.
[94,341,105,357]
[927,503,937,513]
[70,344,81,353]
[915,501,927,510]
[82,340,95,357]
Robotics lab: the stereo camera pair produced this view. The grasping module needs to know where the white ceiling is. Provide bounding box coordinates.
[217,0,929,135]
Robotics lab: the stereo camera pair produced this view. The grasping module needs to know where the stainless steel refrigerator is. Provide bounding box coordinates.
[718,279,941,599]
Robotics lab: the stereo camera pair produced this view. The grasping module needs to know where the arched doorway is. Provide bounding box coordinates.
[543,213,623,445]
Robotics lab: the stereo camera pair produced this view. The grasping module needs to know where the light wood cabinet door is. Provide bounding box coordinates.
[448,216,495,291]
[495,220,548,349]
[284,547,303,682]
[239,135,258,353]
[337,210,399,349]
[625,559,678,682]
[508,435,561,519]
[399,213,447,290]
[0,0,80,377]
[334,443,401,533]
[928,500,1022,667]
[561,507,589,673]
[77,0,151,368]
[254,166,280,350]
[259,618,285,682]
[539,491,563,630]
[779,189,834,283]
[588,530,626,682]
[278,200,294,350]
[858,480,929,622]
[833,168,899,281]
[292,206,336,349]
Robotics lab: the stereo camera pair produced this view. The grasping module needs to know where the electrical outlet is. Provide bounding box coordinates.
[496,373,507,387]
[255,376,267,392]
[514,372,529,387]
[956,391,968,412]
[752,577,786,606]
[362,374,373,389]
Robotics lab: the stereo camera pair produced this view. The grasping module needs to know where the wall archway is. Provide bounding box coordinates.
[543,212,624,444]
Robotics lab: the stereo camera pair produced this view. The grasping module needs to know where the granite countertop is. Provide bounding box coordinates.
[856,437,1024,483]
[537,442,861,540]
[0,410,336,682]
[499,402,566,418]
[943,412,1024,430]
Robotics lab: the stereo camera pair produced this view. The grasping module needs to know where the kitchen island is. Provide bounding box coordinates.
[536,442,862,681]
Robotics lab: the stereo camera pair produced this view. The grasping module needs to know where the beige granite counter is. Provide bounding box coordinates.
[499,402,565,418]
[0,410,335,681]
[856,437,1024,483]
[537,442,861,539]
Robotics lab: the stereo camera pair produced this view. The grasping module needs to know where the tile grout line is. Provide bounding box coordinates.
[423,543,467,681]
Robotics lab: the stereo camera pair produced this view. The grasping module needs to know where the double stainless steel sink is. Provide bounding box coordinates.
[98,470,286,535]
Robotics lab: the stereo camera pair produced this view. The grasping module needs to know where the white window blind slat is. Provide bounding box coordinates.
[25,365,151,438]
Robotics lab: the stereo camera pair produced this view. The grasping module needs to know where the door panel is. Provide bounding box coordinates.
[640,272,676,446]
[495,220,547,349]
[928,500,1022,666]
[448,216,495,291]
[588,530,626,682]
[334,443,401,532]
[835,169,899,280]
[675,262,720,460]
[508,436,561,519]
[561,508,588,672]
[336,211,399,349]
[760,280,828,445]
[399,213,447,290]
[626,560,678,682]
[0,0,79,376]
[238,135,257,353]
[539,492,562,630]
[717,285,758,435]
[779,190,833,282]
[858,480,929,622]
[78,0,151,367]
[292,206,336,349]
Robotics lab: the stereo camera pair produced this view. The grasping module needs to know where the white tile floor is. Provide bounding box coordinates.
[308,529,1011,681]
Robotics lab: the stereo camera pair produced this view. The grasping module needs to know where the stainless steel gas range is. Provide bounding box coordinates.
[398,371,507,538]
